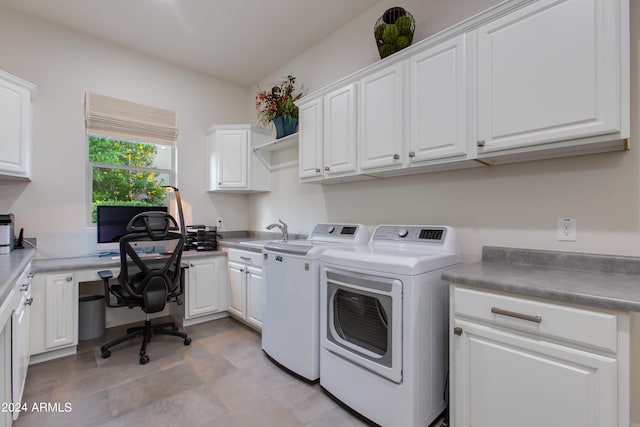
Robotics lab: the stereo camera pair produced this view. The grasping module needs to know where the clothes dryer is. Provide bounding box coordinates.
[319,225,460,427]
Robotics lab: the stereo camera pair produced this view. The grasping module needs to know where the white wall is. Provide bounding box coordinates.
[249,0,640,422]
[0,7,252,257]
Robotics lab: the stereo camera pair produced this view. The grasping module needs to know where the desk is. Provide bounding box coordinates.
[29,250,229,364]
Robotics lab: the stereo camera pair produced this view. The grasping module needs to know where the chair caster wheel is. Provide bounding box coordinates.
[184,337,192,346]
[139,354,149,365]
[101,350,111,359]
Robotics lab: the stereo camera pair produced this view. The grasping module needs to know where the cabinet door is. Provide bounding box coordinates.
[227,261,246,318]
[359,62,405,171]
[12,292,30,412]
[298,98,324,180]
[451,318,618,427]
[476,0,622,153]
[0,76,31,178]
[0,323,11,427]
[186,259,220,318]
[44,273,77,350]
[324,84,358,176]
[409,34,468,162]
[216,130,248,188]
[245,265,264,330]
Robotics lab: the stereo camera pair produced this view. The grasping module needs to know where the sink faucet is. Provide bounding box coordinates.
[267,219,288,241]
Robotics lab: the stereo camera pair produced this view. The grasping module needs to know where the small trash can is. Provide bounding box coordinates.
[78,295,105,340]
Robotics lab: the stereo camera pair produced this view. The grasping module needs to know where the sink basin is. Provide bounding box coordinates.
[238,240,279,249]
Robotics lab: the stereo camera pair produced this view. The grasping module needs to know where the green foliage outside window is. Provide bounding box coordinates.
[89,136,169,222]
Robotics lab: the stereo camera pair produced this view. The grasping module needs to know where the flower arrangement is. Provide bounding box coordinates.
[255,75,303,128]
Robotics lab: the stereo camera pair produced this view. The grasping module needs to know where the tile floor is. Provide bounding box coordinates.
[13,317,372,427]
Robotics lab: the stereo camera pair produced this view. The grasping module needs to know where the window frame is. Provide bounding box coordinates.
[86,133,176,225]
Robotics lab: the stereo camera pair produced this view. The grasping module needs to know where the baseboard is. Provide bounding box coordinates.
[29,346,76,365]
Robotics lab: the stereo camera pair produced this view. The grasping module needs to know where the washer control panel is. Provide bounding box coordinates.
[307,223,370,244]
[373,225,447,243]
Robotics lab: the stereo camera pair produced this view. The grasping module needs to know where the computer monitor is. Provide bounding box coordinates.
[96,205,167,253]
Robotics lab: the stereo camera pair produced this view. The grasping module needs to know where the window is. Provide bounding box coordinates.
[87,135,173,222]
[84,92,179,223]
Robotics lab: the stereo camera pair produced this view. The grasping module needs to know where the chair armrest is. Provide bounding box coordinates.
[98,270,113,281]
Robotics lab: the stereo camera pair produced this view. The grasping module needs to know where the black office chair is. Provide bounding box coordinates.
[98,211,191,364]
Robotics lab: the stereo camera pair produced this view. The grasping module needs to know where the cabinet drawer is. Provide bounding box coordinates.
[227,249,263,267]
[453,286,618,353]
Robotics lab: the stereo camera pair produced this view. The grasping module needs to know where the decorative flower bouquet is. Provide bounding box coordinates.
[255,75,303,128]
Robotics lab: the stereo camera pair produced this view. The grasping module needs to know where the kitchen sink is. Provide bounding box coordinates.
[238,240,279,249]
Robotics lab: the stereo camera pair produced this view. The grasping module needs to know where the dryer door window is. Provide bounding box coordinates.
[324,268,403,383]
[334,289,389,357]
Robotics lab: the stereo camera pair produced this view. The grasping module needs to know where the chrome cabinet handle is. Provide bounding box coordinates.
[25,297,33,306]
[491,307,542,324]
[324,166,330,171]
[477,140,486,147]
[66,276,72,282]
[408,151,415,158]
[240,256,252,261]
[453,326,463,336]
[315,168,321,173]
[393,154,400,160]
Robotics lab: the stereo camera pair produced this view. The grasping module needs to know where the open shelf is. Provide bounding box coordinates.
[253,132,298,153]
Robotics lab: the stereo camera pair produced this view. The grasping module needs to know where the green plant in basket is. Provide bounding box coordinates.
[375,24,386,44]
[382,24,400,44]
[395,35,411,51]
[379,44,396,58]
[395,15,413,36]
[255,75,303,127]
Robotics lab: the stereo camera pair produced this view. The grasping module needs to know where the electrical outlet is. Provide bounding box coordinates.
[557,218,576,241]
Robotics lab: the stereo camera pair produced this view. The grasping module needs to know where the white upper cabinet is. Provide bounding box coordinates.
[298,97,324,181]
[409,34,469,164]
[298,83,363,183]
[475,0,628,158]
[295,0,629,183]
[359,62,405,172]
[207,125,271,193]
[0,70,37,180]
[323,83,358,177]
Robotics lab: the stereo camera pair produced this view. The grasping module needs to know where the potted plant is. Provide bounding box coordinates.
[256,74,303,139]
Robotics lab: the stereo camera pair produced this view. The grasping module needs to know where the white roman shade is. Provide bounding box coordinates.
[85,92,178,145]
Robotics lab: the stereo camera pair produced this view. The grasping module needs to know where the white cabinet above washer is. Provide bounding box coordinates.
[294,0,629,183]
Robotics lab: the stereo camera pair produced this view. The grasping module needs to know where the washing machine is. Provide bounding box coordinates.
[261,223,369,381]
[319,225,460,427]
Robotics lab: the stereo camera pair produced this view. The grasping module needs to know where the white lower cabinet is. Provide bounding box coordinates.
[0,320,12,427]
[227,249,264,331]
[185,257,227,320]
[11,281,31,420]
[30,272,78,358]
[450,285,630,427]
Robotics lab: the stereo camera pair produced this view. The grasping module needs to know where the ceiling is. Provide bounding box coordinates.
[0,0,381,87]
